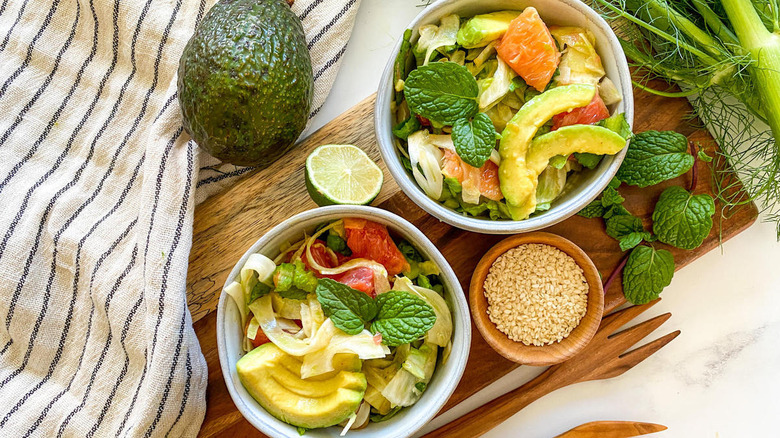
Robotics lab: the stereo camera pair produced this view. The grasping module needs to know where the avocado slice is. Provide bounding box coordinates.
[237,344,367,429]
[177,0,313,167]
[505,124,627,219]
[456,11,521,48]
[499,84,596,219]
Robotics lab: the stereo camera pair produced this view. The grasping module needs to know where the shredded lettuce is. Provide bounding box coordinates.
[479,57,517,111]
[415,14,460,66]
[550,27,605,86]
[364,385,392,415]
[407,130,444,200]
[402,343,437,380]
[381,369,421,407]
[535,165,567,212]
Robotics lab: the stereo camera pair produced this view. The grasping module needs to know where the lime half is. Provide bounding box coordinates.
[305,144,384,206]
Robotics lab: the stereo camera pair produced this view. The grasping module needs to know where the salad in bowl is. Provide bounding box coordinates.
[379,2,633,230]
[218,207,468,437]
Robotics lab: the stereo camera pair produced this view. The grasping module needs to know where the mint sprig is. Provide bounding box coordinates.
[315,279,377,335]
[403,62,479,125]
[371,290,437,346]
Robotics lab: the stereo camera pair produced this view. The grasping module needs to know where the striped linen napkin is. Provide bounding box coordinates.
[0,0,360,436]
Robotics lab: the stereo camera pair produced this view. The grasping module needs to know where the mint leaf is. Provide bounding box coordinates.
[623,246,675,304]
[603,204,631,220]
[601,186,625,207]
[316,279,377,335]
[578,199,606,218]
[371,290,436,346]
[606,215,644,241]
[452,113,496,168]
[403,62,479,125]
[652,186,715,250]
[619,232,644,251]
[574,152,601,169]
[608,177,622,189]
[616,131,693,187]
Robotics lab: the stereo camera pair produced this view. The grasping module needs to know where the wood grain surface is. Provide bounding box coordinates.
[190,89,758,437]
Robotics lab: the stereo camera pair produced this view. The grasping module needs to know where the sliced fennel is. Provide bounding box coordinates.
[364,385,392,415]
[240,253,276,298]
[300,329,390,379]
[407,130,444,200]
[479,57,517,111]
[393,277,452,347]
[416,14,459,65]
[381,368,420,407]
[249,295,336,357]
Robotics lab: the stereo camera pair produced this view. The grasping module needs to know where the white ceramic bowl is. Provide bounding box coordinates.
[217,205,471,438]
[375,0,633,234]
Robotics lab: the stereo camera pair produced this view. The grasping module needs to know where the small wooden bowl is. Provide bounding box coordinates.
[470,232,604,366]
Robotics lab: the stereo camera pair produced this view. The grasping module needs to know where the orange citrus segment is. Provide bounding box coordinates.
[496,7,560,92]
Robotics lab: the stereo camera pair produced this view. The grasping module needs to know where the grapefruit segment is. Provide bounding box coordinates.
[496,7,560,92]
[551,93,610,130]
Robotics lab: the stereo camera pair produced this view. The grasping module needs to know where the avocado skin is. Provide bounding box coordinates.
[177,0,313,167]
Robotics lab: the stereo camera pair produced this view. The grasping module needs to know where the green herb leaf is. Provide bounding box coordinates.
[623,246,675,305]
[452,113,496,167]
[249,281,272,303]
[577,199,606,218]
[574,152,602,169]
[603,204,631,220]
[403,62,479,124]
[316,279,377,335]
[371,290,436,346]
[601,186,625,207]
[606,214,644,240]
[618,232,644,251]
[608,177,622,189]
[652,186,715,250]
[616,131,693,187]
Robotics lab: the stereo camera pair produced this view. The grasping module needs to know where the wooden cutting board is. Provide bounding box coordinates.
[190,89,758,437]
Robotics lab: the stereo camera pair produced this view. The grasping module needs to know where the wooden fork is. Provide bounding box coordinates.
[422,300,679,438]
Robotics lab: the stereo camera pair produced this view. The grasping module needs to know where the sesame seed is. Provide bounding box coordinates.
[483,244,588,346]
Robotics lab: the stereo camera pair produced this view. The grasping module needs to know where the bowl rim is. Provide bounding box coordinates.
[216,205,471,438]
[469,232,604,365]
[374,0,634,234]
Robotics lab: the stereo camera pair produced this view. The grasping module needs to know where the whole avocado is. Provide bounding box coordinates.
[177,0,313,167]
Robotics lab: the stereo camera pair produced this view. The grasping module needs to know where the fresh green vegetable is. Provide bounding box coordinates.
[394,29,413,104]
[326,234,351,257]
[397,239,424,263]
[652,186,715,250]
[369,406,402,423]
[273,263,295,291]
[315,279,377,335]
[416,275,433,289]
[578,199,607,218]
[622,245,675,305]
[249,280,272,303]
[292,260,319,293]
[574,152,602,169]
[605,214,644,240]
[597,113,633,139]
[403,62,479,124]
[616,131,693,187]
[452,113,497,167]
[601,186,625,207]
[593,0,780,233]
[371,290,437,346]
[392,115,422,140]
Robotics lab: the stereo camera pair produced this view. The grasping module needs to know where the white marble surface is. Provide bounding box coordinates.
[310,1,780,436]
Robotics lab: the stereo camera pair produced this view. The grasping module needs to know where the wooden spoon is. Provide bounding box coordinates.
[422,300,679,438]
[555,421,668,437]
